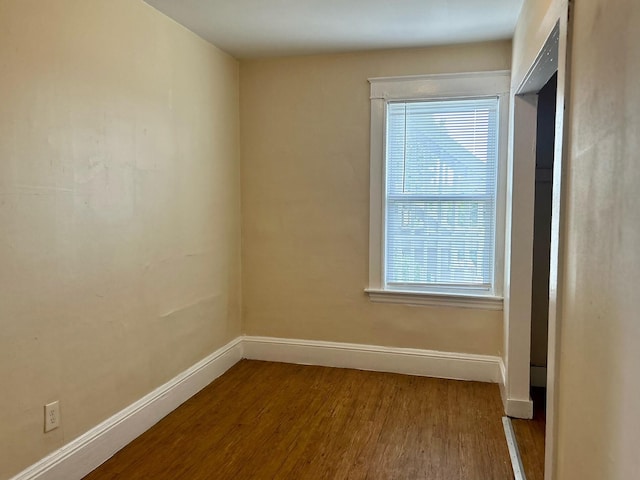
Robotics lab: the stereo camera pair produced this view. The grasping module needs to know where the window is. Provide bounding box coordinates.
[366,72,509,309]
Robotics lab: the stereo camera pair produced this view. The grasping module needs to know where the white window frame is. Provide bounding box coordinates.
[365,71,510,310]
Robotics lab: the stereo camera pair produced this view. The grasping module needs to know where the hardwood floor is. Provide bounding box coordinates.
[511,387,546,480]
[83,360,515,479]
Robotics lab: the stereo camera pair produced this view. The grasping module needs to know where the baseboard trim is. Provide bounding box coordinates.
[504,397,534,419]
[499,359,534,419]
[9,337,243,480]
[242,336,502,383]
[12,336,505,479]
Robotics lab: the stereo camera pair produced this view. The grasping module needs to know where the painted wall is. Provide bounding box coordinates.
[0,1,241,478]
[511,0,556,88]
[240,42,511,355]
[514,0,640,477]
[556,0,640,477]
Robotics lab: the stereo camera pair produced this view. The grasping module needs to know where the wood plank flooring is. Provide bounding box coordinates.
[511,387,546,480]
[83,360,514,479]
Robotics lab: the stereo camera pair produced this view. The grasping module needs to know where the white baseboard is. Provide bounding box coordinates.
[12,335,505,480]
[504,397,534,419]
[10,337,243,480]
[499,359,534,419]
[242,336,502,383]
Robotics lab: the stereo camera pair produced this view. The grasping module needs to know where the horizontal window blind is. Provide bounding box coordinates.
[385,98,499,291]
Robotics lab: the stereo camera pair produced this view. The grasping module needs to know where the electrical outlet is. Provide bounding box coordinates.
[44,401,60,433]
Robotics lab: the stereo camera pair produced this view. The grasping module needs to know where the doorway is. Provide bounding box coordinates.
[509,71,558,480]
[502,9,572,479]
[530,73,557,397]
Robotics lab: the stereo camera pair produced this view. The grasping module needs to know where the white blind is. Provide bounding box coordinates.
[385,97,499,291]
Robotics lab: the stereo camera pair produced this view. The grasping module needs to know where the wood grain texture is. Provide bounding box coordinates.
[83,360,514,479]
[511,387,546,480]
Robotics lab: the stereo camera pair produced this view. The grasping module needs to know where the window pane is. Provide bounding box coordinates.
[385,98,498,290]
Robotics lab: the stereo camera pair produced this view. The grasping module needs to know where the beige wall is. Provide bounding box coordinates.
[0,1,241,477]
[511,0,557,88]
[240,42,511,355]
[514,0,640,477]
[556,0,640,478]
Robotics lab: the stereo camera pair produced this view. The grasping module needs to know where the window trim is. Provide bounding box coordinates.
[366,71,510,310]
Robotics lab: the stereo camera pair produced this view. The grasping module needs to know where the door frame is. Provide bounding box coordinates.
[502,1,572,478]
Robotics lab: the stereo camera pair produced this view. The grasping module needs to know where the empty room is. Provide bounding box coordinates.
[2,0,639,479]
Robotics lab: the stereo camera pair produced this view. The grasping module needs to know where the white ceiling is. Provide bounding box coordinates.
[145,0,523,59]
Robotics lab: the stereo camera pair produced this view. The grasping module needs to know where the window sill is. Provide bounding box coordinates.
[364,288,504,311]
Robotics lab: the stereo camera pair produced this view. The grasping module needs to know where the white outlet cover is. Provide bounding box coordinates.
[44,401,60,433]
